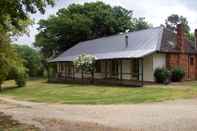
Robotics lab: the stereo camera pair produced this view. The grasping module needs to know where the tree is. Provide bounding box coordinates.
[0,31,10,91]
[34,2,151,58]
[165,14,194,41]
[165,14,190,33]
[133,17,152,30]
[13,44,43,77]
[0,0,54,90]
[0,0,54,33]
[0,30,27,90]
[188,33,195,42]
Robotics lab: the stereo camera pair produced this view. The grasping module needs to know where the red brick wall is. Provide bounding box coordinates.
[178,54,189,80]
[188,55,196,80]
[166,54,179,68]
[166,24,197,81]
[166,53,197,80]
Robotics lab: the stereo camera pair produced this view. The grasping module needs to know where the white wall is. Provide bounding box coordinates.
[143,54,154,81]
[143,53,166,82]
[153,53,166,70]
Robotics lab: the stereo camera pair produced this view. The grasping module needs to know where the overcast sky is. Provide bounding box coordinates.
[16,0,197,46]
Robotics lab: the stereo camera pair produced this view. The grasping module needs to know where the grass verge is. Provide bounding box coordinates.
[1,79,197,104]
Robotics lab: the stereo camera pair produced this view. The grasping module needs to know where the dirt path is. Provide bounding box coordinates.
[0,97,197,131]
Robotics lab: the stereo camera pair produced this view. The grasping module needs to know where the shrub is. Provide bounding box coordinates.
[73,54,96,73]
[154,68,171,84]
[15,72,28,87]
[171,67,185,82]
[10,65,28,88]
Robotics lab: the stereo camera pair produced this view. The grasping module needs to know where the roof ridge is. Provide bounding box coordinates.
[79,26,163,44]
[156,27,164,51]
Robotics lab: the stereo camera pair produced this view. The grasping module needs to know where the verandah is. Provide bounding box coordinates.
[48,58,144,87]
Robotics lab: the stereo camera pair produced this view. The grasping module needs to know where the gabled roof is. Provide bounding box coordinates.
[50,27,164,62]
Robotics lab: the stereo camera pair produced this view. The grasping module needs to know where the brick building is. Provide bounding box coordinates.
[49,24,197,86]
[161,24,197,80]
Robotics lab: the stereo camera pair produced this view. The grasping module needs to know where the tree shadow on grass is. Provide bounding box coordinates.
[1,85,19,93]
[29,77,46,81]
[46,80,141,89]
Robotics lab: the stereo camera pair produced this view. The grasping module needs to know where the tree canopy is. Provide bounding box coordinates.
[34,2,151,58]
[165,14,195,41]
[0,30,27,90]
[0,0,54,34]
[0,0,54,90]
[13,44,44,77]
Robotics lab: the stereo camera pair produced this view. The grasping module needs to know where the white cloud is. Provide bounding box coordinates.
[16,0,197,46]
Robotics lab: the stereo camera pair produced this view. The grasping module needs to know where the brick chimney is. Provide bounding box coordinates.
[195,29,197,49]
[176,24,185,52]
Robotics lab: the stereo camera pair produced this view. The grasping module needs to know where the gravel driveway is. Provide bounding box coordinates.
[0,97,197,131]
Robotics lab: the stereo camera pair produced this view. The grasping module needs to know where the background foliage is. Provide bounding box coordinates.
[165,14,195,42]
[13,44,44,77]
[0,30,27,89]
[34,2,151,58]
[0,0,54,90]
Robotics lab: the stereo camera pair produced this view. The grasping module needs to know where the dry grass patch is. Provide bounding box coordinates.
[0,112,39,131]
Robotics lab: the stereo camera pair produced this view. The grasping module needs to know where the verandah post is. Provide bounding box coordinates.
[120,60,123,81]
[138,58,144,87]
[105,60,107,78]
[64,63,66,80]
[81,70,84,80]
[72,63,75,80]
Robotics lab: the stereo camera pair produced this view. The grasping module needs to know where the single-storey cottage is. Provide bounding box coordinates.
[48,24,197,86]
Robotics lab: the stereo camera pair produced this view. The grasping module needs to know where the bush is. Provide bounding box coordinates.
[171,67,185,82]
[154,68,171,84]
[11,66,28,88]
[15,72,28,87]
[73,54,96,73]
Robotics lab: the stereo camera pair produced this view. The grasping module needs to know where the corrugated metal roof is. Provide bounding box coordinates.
[50,27,164,62]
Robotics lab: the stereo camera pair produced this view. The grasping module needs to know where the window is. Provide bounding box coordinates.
[95,61,101,73]
[190,56,194,65]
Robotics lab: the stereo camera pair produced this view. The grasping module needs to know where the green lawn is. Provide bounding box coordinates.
[1,79,197,104]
